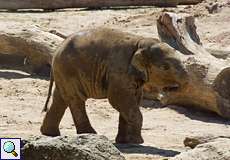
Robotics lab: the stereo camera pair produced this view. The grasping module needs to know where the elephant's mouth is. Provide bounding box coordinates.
[163,84,180,92]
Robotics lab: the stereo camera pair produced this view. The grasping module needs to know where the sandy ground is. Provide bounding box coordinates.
[0,1,230,159]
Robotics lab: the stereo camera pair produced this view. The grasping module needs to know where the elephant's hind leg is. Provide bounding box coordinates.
[40,87,67,136]
[69,99,97,134]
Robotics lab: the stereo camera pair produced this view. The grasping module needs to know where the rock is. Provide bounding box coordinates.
[184,135,230,148]
[171,138,230,160]
[22,134,125,160]
[205,3,221,14]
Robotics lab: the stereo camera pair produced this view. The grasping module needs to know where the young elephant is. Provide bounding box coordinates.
[41,28,188,144]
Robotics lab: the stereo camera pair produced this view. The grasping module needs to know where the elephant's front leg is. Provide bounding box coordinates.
[108,76,144,144]
[41,87,67,136]
[69,99,97,134]
[116,107,143,144]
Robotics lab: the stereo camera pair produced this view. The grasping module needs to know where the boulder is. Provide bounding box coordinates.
[184,135,230,149]
[170,138,230,160]
[22,134,125,160]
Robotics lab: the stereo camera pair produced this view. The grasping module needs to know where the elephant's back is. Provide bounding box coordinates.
[69,28,141,56]
[57,28,141,71]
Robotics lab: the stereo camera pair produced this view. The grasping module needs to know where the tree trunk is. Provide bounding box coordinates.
[154,12,230,118]
[0,0,203,10]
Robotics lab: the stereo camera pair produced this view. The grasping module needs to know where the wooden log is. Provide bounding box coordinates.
[153,12,230,118]
[0,0,203,10]
[178,0,203,5]
[0,25,63,73]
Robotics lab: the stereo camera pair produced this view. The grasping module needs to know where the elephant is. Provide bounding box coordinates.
[40,28,189,144]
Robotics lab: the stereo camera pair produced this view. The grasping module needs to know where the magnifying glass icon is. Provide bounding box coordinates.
[3,141,18,157]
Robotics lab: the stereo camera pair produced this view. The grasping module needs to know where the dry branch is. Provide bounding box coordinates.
[0,0,203,10]
[155,12,230,118]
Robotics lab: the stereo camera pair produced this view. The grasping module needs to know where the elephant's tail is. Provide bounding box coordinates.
[42,70,54,112]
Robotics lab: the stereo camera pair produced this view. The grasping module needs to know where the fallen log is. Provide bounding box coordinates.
[178,0,203,5]
[0,0,203,10]
[154,12,230,118]
[0,25,63,73]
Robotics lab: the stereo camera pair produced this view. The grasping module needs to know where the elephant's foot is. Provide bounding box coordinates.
[40,125,60,137]
[115,134,144,144]
[129,134,144,144]
[77,125,97,134]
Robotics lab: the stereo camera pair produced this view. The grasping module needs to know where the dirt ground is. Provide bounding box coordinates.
[0,1,230,159]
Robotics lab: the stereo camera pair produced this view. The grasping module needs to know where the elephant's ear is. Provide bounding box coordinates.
[129,49,148,82]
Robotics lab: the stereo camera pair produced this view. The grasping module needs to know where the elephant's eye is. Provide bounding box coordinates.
[160,63,170,70]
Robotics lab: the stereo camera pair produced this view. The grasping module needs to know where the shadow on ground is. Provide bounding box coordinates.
[0,70,49,80]
[0,53,50,77]
[142,99,230,125]
[0,70,30,79]
[168,105,230,125]
[115,144,180,157]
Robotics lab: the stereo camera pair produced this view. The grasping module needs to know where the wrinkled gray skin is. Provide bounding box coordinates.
[41,28,188,144]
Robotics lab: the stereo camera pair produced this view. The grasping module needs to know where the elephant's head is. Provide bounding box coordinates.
[130,40,188,93]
